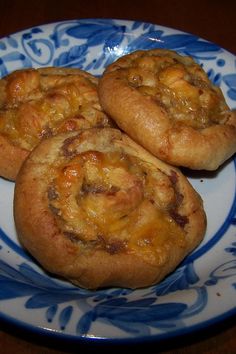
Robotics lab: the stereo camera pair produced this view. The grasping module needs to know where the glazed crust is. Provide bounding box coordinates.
[14,128,206,289]
[98,49,236,170]
[0,67,112,180]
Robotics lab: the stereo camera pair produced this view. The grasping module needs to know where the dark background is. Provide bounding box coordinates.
[0,0,235,55]
[0,0,236,353]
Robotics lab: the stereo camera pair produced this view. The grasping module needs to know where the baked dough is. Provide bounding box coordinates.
[99,49,236,170]
[0,67,112,180]
[14,127,206,289]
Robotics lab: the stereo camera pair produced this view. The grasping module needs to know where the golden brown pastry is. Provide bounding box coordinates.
[0,67,112,180]
[99,49,236,170]
[14,128,206,289]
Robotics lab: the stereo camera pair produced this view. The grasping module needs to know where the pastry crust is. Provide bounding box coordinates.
[14,128,206,289]
[0,67,112,180]
[99,49,236,170]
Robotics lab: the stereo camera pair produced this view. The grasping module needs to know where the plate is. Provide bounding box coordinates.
[0,18,236,344]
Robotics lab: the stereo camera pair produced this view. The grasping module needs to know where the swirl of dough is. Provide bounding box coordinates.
[0,67,112,180]
[14,128,206,289]
[99,49,236,170]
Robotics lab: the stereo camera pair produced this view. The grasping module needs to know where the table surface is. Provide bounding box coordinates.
[0,0,236,353]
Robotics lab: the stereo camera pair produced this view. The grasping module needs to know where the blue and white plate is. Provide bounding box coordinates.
[0,19,236,343]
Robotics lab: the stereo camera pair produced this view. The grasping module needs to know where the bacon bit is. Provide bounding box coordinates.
[49,204,61,216]
[106,240,126,254]
[81,183,120,195]
[61,134,80,157]
[81,183,104,194]
[40,127,53,139]
[176,192,184,206]
[97,234,125,254]
[73,114,87,120]
[106,186,121,195]
[169,170,178,185]
[169,209,189,228]
[63,231,81,243]
[47,185,58,200]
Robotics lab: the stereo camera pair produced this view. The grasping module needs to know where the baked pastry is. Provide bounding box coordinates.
[0,67,112,180]
[14,127,206,289]
[99,49,236,170]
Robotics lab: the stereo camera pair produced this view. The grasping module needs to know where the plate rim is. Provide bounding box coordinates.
[0,17,236,343]
[1,302,236,345]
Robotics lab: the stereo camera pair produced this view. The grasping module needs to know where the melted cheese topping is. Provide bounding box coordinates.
[125,51,230,129]
[0,69,110,150]
[48,149,186,266]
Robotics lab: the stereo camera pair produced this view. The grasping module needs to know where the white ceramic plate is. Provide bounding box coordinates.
[0,19,236,344]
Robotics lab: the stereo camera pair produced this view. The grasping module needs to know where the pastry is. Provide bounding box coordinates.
[0,67,112,180]
[14,127,206,289]
[98,49,236,170]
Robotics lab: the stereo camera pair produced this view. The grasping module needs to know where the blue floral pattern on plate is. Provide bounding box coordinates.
[0,19,236,342]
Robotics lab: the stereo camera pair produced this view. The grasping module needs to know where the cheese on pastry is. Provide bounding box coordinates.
[14,128,206,289]
[0,67,112,180]
[99,49,236,170]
